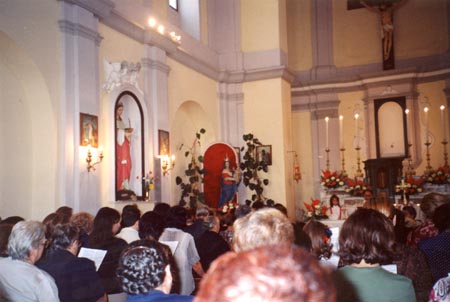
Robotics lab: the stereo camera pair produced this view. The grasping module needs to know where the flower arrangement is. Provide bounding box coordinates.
[422,166,450,185]
[144,172,155,191]
[395,176,423,195]
[221,200,238,214]
[345,178,370,196]
[321,170,346,189]
[304,199,328,220]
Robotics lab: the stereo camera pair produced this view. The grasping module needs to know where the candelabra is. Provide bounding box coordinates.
[405,143,416,176]
[355,146,363,177]
[325,148,330,171]
[340,147,346,175]
[86,148,104,172]
[424,141,433,174]
[443,140,449,167]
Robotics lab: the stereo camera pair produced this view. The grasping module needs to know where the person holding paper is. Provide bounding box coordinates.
[88,207,128,298]
[37,223,106,302]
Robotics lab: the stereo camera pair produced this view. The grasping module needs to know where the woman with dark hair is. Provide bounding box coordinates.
[117,239,193,302]
[335,208,415,302]
[159,206,204,295]
[37,223,106,302]
[303,219,334,266]
[88,207,128,299]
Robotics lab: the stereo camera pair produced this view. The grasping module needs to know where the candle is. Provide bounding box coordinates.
[440,105,447,142]
[339,115,344,149]
[354,113,360,148]
[424,107,429,143]
[405,109,410,143]
[325,117,329,149]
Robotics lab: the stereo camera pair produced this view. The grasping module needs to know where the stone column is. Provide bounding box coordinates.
[58,0,105,213]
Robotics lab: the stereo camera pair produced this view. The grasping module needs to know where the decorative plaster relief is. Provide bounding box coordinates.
[102,59,142,93]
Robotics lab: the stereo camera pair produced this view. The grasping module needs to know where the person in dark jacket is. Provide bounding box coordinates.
[37,223,106,302]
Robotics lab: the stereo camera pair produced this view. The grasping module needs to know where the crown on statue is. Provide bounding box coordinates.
[224,154,230,162]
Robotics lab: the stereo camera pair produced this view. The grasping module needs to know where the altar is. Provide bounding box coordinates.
[320,189,365,218]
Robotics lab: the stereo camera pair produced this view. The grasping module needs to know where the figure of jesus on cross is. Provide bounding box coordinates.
[360,0,408,69]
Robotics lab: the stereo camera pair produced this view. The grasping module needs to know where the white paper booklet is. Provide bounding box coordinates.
[78,247,107,271]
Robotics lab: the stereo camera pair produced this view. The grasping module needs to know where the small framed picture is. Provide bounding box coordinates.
[80,113,98,147]
[256,145,272,166]
[158,130,170,155]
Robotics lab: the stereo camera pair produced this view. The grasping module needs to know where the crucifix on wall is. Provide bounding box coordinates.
[350,0,408,70]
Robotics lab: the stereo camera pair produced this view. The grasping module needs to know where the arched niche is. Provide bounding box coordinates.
[114,91,145,201]
[0,31,56,219]
[374,97,407,158]
[203,143,239,208]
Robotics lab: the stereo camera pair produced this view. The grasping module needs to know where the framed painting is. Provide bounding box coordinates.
[80,113,98,147]
[158,130,170,155]
[256,145,272,166]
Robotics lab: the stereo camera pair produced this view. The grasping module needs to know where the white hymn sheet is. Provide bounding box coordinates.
[78,247,107,271]
[159,241,179,255]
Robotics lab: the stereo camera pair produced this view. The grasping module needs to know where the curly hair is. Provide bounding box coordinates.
[71,212,94,235]
[337,208,396,265]
[116,240,167,294]
[195,243,335,302]
[233,208,294,252]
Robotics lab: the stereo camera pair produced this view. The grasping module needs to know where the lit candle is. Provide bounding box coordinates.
[440,105,447,142]
[354,113,360,148]
[424,107,429,143]
[325,117,329,149]
[405,109,410,143]
[339,115,344,149]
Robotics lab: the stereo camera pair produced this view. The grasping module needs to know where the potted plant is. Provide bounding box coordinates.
[175,128,207,208]
[239,133,273,206]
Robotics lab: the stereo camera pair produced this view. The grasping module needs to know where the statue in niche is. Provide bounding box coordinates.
[116,102,134,194]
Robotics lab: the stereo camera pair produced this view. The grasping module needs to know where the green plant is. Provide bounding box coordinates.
[240,133,273,206]
[175,128,207,208]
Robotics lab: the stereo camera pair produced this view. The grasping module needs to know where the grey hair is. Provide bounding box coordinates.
[8,221,46,261]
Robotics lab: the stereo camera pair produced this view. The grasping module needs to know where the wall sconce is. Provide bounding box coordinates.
[86,146,104,172]
[159,155,175,176]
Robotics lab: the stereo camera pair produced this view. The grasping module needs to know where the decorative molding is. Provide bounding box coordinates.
[218,92,244,103]
[58,0,114,19]
[293,100,340,113]
[292,67,450,96]
[58,20,103,45]
[141,58,171,75]
[312,108,339,120]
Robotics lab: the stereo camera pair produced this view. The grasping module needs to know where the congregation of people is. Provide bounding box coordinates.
[0,191,449,302]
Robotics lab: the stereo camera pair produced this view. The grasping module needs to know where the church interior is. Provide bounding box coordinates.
[1,0,449,221]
